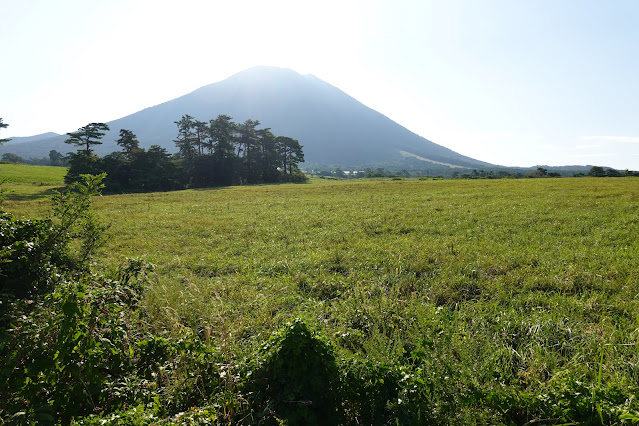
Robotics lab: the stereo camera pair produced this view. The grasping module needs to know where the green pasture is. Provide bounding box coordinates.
[4,173,639,422]
[0,163,66,203]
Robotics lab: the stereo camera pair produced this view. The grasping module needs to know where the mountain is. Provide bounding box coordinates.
[6,132,61,145]
[1,66,492,170]
[0,133,64,159]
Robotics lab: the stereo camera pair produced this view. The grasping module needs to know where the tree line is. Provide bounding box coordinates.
[63,115,306,192]
[1,150,68,167]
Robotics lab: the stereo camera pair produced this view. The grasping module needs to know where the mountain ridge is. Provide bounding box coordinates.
[1,66,491,169]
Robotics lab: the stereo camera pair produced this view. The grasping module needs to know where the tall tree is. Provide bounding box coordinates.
[258,128,281,182]
[210,115,236,159]
[193,120,209,156]
[235,119,260,158]
[115,129,141,158]
[587,166,606,177]
[2,153,24,163]
[65,123,110,154]
[236,119,262,182]
[0,118,10,144]
[276,136,304,174]
[49,150,67,167]
[132,145,184,191]
[210,115,238,185]
[173,115,196,161]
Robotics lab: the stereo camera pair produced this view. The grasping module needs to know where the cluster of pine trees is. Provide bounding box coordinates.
[64,115,306,192]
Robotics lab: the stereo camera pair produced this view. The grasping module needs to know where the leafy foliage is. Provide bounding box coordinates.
[0,174,106,297]
[64,152,104,184]
[2,152,24,164]
[1,277,141,423]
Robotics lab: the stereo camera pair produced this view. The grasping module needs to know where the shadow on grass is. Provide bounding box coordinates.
[4,180,310,201]
[189,180,310,191]
[4,186,65,201]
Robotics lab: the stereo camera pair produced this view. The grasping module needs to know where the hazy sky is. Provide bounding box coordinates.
[2,0,639,169]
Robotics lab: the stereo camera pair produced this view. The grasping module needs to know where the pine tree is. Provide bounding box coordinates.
[65,123,110,154]
[193,120,209,156]
[276,136,304,174]
[236,119,262,183]
[115,129,141,158]
[0,118,11,144]
[173,115,196,161]
[210,115,238,185]
[258,128,281,182]
[210,115,236,159]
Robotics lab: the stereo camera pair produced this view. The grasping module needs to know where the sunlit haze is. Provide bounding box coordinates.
[2,0,639,169]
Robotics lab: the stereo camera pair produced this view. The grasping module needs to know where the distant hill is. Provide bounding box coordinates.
[6,132,61,145]
[1,66,494,169]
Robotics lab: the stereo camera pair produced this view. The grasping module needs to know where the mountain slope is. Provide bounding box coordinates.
[6,132,61,145]
[1,66,492,169]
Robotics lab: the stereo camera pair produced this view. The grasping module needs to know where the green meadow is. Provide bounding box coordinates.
[2,165,639,423]
[0,163,67,201]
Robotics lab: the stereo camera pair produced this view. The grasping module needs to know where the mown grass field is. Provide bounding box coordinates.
[3,165,639,423]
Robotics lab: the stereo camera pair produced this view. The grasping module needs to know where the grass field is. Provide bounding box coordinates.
[3,166,639,423]
[0,163,67,202]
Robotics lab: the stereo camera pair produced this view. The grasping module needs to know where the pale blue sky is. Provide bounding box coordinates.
[2,0,639,169]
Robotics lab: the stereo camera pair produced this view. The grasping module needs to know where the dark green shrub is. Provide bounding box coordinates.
[143,336,222,416]
[281,168,309,183]
[65,153,104,184]
[0,276,143,423]
[0,212,66,296]
[0,257,204,424]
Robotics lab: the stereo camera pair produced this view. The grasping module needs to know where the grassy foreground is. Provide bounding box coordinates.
[3,168,639,423]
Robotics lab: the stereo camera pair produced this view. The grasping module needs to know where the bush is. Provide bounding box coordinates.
[0,174,144,423]
[0,254,222,424]
[0,276,143,423]
[0,174,106,297]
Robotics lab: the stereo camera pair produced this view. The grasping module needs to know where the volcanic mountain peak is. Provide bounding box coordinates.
[1,67,492,170]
